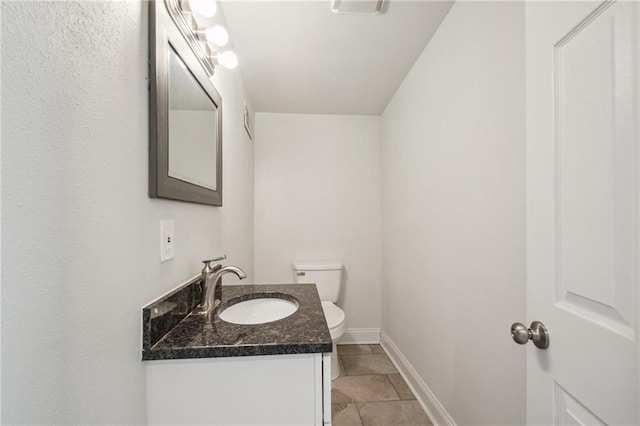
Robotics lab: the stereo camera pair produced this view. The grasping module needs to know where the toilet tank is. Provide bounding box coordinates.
[292,261,343,303]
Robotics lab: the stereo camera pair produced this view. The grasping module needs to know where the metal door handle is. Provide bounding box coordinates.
[511,321,549,349]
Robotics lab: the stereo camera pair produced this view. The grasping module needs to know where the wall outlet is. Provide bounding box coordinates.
[160,220,175,262]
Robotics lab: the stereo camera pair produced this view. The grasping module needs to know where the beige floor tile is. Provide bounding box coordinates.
[338,344,373,355]
[332,403,363,426]
[332,374,400,403]
[388,373,415,400]
[357,400,432,426]
[333,386,354,405]
[370,344,386,354]
[342,353,399,376]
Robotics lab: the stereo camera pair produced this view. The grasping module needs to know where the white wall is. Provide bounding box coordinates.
[254,113,381,332]
[380,2,526,425]
[1,1,254,423]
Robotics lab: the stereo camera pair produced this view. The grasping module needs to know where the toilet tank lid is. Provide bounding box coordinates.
[293,261,343,271]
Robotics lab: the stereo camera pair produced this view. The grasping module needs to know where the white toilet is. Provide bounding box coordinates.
[293,261,346,380]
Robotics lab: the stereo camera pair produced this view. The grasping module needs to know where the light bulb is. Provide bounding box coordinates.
[217,51,238,69]
[187,0,216,18]
[205,26,229,47]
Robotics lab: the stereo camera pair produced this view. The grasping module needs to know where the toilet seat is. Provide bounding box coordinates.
[321,301,345,341]
[321,301,345,329]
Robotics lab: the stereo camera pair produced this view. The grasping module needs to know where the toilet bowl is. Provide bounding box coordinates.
[321,301,346,379]
[293,261,345,380]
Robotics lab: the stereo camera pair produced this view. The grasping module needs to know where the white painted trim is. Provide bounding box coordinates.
[380,331,456,426]
[338,328,380,345]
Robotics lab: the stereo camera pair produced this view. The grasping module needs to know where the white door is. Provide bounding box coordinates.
[526,1,639,424]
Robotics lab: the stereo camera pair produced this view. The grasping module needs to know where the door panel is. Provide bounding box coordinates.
[554,0,637,336]
[554,384,606,426]
[526,1,639,424]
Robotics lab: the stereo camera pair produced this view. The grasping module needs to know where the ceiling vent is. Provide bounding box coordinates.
[330,0,385,15]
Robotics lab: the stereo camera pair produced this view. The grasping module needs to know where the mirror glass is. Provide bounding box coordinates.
[168,46,218,191]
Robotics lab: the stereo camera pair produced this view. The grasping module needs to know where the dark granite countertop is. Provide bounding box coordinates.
[142,282,332,360]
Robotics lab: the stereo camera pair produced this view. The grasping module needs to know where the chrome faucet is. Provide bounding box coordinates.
[200,256,247,314]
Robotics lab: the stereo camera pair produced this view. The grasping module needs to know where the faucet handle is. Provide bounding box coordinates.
[202,254,227,264]
[202,255,226,277]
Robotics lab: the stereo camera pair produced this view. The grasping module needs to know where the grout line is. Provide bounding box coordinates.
[354,400,364,426]
[385,373,402,401]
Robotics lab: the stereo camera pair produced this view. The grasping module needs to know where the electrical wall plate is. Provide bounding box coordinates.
[160,220,175,262]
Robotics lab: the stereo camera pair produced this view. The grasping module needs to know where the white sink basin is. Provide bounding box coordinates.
[219,296,299,325]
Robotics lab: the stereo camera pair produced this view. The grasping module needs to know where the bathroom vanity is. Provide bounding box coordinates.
[142,279,333,425]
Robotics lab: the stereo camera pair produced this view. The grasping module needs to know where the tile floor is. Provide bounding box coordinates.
[331,344,433,426]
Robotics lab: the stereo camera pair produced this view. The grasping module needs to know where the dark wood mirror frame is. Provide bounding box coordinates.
[149,0,223,206]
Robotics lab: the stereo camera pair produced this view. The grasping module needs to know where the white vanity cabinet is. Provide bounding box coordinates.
[146,353,332,425]
[143,283,333,425]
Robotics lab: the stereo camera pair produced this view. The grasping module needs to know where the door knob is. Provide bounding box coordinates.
[510,321,549,349]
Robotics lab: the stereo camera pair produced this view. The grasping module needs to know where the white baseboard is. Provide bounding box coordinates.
[380,331,456,426]
[338,328,381,345]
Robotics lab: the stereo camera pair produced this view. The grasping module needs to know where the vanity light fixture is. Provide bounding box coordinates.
[180,0,216,19]
[197,25,229,47]
[213,50,238,69]
[165,0,238,75]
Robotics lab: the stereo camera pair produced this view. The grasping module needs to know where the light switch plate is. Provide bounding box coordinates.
[160,220,175,262]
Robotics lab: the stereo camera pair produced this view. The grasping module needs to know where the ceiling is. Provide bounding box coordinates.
[219,1,454,115]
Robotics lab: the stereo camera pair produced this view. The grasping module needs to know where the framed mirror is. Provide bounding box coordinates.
[149,0,223,206]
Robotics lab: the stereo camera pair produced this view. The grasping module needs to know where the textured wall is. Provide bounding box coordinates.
[254,113,382,332]
[1,1,254,423]
[380,2,526,424]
